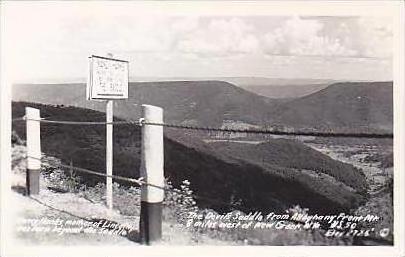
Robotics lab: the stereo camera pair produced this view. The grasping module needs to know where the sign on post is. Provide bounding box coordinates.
[87,55,129,100]
[87,54,129,210]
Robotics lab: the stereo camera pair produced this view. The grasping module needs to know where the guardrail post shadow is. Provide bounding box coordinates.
[139,104,164,245]
[25,107,41,195]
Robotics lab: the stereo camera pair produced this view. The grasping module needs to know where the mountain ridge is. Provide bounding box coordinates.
[271,81,393,132]
[12,101,367,214]
[13,80,393,132]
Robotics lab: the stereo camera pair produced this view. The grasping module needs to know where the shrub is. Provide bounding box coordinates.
[44,167,81,192]
[163,179,198,224]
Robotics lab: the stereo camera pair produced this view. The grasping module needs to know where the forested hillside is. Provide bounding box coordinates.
[12,101,367,214]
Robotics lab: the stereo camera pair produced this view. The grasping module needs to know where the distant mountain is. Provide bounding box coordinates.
[12,102,367,213]
[13,76,337,86]
[241,84,330,98]
[216,77,338,87]
[201,77,339,98]
[13,80,393,132]
[126,81,281,127]
[271,81,393,132]
[13,81,281,127]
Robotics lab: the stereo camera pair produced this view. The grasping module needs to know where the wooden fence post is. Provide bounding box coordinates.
[25,107,41,195]
[139,104,164,245]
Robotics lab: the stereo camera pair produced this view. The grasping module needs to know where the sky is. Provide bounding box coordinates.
[1,2,394,83]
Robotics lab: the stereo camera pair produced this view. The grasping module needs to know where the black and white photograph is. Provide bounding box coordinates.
[1,1,404,256]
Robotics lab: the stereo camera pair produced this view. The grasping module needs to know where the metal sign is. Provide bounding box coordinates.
[87,55,129,100]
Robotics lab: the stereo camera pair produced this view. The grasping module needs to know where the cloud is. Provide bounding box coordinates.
[2,3,393,82]
[175,18,260,57]
[262,16,358,57]
[356,17,393,58]
[171,17,200,33]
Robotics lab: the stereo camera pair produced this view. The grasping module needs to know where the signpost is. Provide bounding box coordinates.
[87,54,129,210]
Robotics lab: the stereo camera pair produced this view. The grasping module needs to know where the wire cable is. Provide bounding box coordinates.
[13,116,393,139]
[30,156,250,211]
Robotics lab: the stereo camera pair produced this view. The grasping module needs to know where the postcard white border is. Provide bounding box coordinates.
[1,1,404,257]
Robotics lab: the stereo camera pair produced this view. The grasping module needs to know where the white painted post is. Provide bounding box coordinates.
[139,104,164,245]
[106,99,113,210]
[25,107,41,195]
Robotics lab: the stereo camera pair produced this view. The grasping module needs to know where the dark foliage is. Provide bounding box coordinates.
[209,139,368,192]
[12,101,367,214]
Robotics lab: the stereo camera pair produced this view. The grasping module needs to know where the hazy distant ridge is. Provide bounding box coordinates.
[271,81,393,132]
[13,80,393,132]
